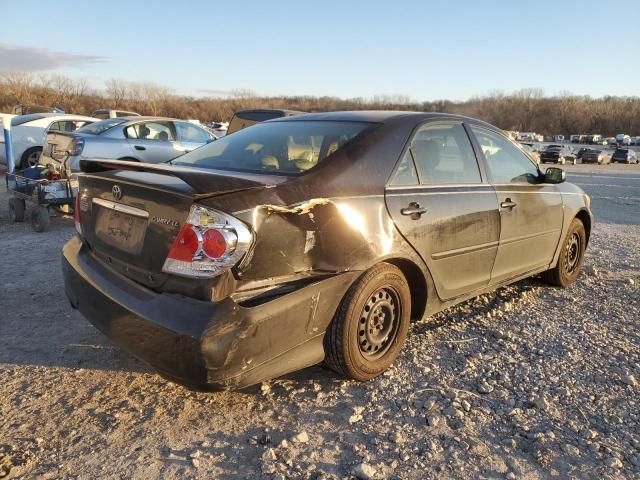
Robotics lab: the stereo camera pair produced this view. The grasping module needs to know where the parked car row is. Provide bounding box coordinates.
[0,113,97,168]
[40,116,216,174]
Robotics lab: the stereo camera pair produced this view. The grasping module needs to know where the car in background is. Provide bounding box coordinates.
[11,104,64,115]
[92,109,141,119]
[539,145,576,165]
[610,148,639,164]
[581,149,606,164]
[226,108,304,135]
[40,116,216,173]
[0,113,97,169]
[63,111,591,390]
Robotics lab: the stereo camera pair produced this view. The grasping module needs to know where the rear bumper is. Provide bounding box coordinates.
[62,236,357,389]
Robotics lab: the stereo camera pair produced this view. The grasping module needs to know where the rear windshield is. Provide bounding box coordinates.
[172,120,372,175]
[78,118,127,135]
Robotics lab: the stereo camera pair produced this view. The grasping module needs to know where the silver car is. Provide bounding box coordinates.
[40,116,216,172]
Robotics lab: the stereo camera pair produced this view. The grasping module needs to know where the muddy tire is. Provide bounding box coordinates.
[31,206,50,233]
[8,197,25,222]
[324,263,411,381]
[542,218,586,287]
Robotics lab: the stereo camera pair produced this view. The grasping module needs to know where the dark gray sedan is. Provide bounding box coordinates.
[63,111,592,390]
[41,116,215,172]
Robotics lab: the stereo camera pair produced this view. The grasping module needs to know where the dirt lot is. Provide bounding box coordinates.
[1,164,639,479]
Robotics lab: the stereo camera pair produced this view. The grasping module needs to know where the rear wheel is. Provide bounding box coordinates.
[8,197,25,222]
[30,206,50,232]
[542,218,586,287]
[20,147,42,169]
[324,263,410,381]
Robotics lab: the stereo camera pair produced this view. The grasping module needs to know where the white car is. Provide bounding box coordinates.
[0,113,98,169]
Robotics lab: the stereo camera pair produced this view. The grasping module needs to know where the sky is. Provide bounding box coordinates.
[1,0,638,102]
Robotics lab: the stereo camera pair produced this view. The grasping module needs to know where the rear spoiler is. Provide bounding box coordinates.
[79,158,283,196]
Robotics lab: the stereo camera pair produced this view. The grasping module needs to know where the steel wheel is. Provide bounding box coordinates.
[357,287,401,360]
[564,232,581,275]
[324,263,411,381]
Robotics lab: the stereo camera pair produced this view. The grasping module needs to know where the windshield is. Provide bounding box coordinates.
[172,120,372,175]
[78,118,127,135]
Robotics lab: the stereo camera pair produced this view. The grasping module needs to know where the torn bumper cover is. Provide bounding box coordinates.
[62,236,357,389]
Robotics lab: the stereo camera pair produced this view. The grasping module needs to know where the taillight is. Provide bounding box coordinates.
[162,204,253,278]
[75,189,89,236]
[70,137,84,156]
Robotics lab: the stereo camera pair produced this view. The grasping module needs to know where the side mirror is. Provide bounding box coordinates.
[544,167,566,184]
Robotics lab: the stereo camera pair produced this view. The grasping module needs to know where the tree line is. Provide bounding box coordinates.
[1,72,639,136]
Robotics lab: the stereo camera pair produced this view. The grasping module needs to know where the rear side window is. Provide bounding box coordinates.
[471,126,539,184]
[77,118,126,135]
[410,123,481,184]
[390,150,419,186]
[175,122,212,143]
[125,122,175,141]
[49,120,93,132]
[173,120,371,175]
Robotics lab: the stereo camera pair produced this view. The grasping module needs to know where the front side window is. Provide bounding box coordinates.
[172,120,371,175]
[471,126,539,184]
[175,122,212,143]
[410,123,481,184]
[125,122,174,141]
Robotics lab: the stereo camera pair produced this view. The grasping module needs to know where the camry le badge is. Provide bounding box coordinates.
[112,185,122,201]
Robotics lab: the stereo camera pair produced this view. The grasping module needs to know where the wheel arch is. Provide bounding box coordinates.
[575,209,591,244]
[383,257,429,321]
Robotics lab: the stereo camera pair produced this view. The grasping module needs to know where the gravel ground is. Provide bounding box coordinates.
[0,165,639,479]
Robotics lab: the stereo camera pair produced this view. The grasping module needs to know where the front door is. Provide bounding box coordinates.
[469,126,564,283]
[385,121,501,300]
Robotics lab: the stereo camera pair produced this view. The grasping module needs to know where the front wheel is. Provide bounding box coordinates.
[324,263,411,381]
[542,218,586,287]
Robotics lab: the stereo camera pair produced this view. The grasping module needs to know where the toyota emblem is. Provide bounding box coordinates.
[112,185,122,201]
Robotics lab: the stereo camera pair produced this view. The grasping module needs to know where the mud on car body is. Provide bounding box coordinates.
[63,111,592,389]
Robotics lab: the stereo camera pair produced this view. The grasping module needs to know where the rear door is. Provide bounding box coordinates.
[469,125,563,283]
[385,121,501,300]
[124,121,182,163]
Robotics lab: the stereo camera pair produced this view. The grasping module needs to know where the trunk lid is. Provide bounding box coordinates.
[77,159,285,291]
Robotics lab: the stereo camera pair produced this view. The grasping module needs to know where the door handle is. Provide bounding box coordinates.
[500,199,517,210]
[134,145,146,151]
[401,202,427,219]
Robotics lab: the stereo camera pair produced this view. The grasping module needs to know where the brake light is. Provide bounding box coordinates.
[74,194,82,235]
[162,204,253,278]
[70,137,84,156]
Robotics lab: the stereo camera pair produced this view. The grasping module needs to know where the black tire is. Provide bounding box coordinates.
[30,206,50,233]
[324,263,411,381]
[8,197,25,222]
[542,218,586,287]
[20,147,42,169]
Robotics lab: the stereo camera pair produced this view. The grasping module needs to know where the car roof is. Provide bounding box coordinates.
[267,110,495,126]
[234,108,304,116]
[11,113,98,126]
[117,116,185,123]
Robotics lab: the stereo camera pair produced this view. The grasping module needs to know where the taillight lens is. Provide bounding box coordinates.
[70,137,84,156]
[74,194,82,235]
[162,204,253,278]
